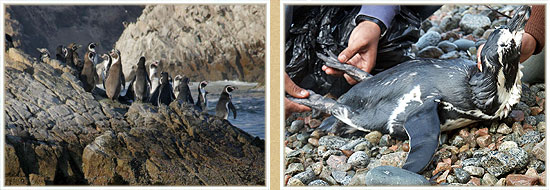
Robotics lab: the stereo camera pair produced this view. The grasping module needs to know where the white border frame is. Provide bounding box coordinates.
[280,0,549,190]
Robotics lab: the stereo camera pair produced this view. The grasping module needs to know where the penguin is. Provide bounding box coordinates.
[55,45,67,62]
[80,50,99,92]
[149,72,175,106]
[130,56,151,102]
[175,76,194,104]
[104,49,125,100]
[87,42,99,66]
[5,34,14,51]
[36,48,50,63]
[289,6,531,174]
[173,75,183,98]
[149,61,160,97]
[66,43,81,70]
[100,53,112,90]
[195,81,209,112]
[215,85,237,120]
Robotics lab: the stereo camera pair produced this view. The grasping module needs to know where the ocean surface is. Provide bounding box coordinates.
[189,80,266,139]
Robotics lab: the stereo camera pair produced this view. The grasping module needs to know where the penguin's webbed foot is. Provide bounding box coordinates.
[316,49,372,82]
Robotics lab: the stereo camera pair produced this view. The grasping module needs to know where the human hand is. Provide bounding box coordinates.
[284,72,311,118]
[477,33,537,67]
[322,20,381,85]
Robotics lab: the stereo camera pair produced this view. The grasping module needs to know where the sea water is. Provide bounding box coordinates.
[189,80,265,140]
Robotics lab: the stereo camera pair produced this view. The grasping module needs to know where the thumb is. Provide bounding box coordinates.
[338,44,361,63]
[285,72,309,98]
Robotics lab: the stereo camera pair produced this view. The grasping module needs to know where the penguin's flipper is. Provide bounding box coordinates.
[149,86,160,106]
[229,101,237,119]
[316,50,372,82]
[401,98,441,174]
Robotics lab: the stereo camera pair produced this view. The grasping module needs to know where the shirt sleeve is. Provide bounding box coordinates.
[524,5,545,55]
[356,5,400,29]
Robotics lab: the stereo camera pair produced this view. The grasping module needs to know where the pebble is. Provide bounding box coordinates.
[319,166,337,185]
[453,167,471,184]
[540,171,546,185]
[340,138,366,150]
[476,135,491,148]
[461,157,480,167]
[459,14,491,33]
[319,136,348,149]
[332,170,352,185]
[436,170,450,184]
[495,178,506,186]
[308,179,328,186]
[327,155,348,171]
[531,140,545,161]
[291,169,315,185]
[310,130,324,139]
[322,150,342,160]
[519,131,541,146]
[353,141,372,152]
[308,138,319,146]
[433,162,452,176]
[467,177,481,186]
[496,123,512,134]
[347,151,370,169]
[505,174,539,186]
[418,46,444,58]
[439,15,460,32]
[365,131,382,144]
[285,163,305,175]
[498,141,518,151]
[415,31,442,50]
[525,168,538,177]
[312,162,323,175]
[289,120,304,133]
[453,39,475,51]
[440,50,459,59]
[363,166,430,186]
[308,119,321,128]
[463,166,485,177]
[451,135,465,147]
[379,134,391,147]
[481,173,498,186]
[287,177,304,186]
[437,40,458,52]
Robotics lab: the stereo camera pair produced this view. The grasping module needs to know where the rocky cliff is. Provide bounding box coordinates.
[5,5,144,56]
[4,48,265,185]
[114,5,266,83]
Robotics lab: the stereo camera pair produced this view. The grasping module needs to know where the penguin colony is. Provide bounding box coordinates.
[37,43,237,120]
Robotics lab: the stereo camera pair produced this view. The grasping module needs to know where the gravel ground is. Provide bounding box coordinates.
[284,5,545,186]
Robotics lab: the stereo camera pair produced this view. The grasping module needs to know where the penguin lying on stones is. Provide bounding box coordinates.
[149,72,175,106]
[195,81,209,112]
[175,76,194,104]
[216,85,237,120]
[105,49,125,100]
[289,6,531,174]
[80,50,99,92]
[129,56,151,102]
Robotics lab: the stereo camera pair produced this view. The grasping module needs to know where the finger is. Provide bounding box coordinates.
[323,66,344,76]
[338,44,362,63]
[284,72,309,98]
[284,98,311,118]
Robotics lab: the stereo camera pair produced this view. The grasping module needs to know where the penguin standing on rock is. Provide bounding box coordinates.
[87,42,99,66]
[149,72,175,106]
[173,75,183,98]
[80,50,99,92]
[105,49,125,100]
[100,53,112,89]
[36,48,50,63]
[175,76,194,104]
[55,45,67,62]
[195,81,209,112]
[149,61,160,97]
[216,85,237,120]
[130,56,151,102]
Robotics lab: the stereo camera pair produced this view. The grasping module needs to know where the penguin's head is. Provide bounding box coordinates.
[101,53,110,61]
[174,75,183,82]
[68,43,81,51]
[478,5,529,91]
[224,85,236,94]
[37,48,50,62]
[87,51,95,62]
[160,72,170,85]
[182,76,190,84]
[110,49,120,63]
[62,47,68,57]
[150,61,159,77]
[88,42,97,53]
[138,56,146,67]
[200,81,208,89]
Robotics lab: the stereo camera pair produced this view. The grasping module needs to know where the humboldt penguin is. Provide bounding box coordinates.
[80,51,99,92]
[149,72,175,106]
[36,48,50,63]
[173,75,183,98]
[55,45,67,62]
[87,42,99,66]
[289,6,531,174]
[175,76,194,104]
[149,61,160,97]
[195,81,209,112]
[215,85,237,119]
[100,53,112,89]
[66,43,82,70]
[105,49,125,100]
[130,56,151,102]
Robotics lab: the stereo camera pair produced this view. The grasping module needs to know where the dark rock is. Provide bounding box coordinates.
[415,31,441,50]
[481,148,528,177]
[525,116,537,126]
[418,46,444,58]
[453,168,471,184]
[439,15,461,32]
[462,158,481,167]
[347,151,370,169]
[527,159,545,173]
[459,14,491,33]
[308,179,329,186]
[481,173,498,186]
[521,86,537,106]
[463,166,485,177]
[437,41,458,53]
[292,169,315,185]
[472,28,485,38]
[519,131,541,146]
[332,170,351,185]
[285,163,305,176]
[453,39,475,51]
[289,120,304,133]
[379,134,391,147]
[363,166,430,186]
[340,138,366,150]
[421,20,433,32]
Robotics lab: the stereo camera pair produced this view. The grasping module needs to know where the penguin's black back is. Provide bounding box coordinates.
[215,92,231,118]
